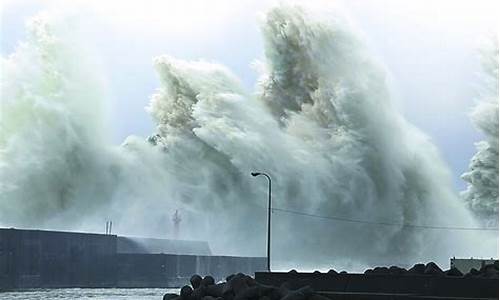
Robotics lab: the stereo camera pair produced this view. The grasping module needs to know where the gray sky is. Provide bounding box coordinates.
[1,0,498,190]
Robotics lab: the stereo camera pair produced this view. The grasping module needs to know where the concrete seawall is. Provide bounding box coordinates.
[0,228,266,289]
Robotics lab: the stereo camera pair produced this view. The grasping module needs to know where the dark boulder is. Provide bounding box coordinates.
[327,269,337,275]
[480,264,499,278]
[444,267,463,277]
[201,276,216,287]
[372,267,389,275]
[389,266,406,275]
[206,283,225,297]
[181,286,194,300]
[245,275,257,287]
[191,275,203,289]
[408,263,425,274]
[424,262,444,276]
[227,274,250,295]
[190,286,207,300]
[234,286,261,300]
[164,293,180,300]
[464,268,481,278]
[364,269,374,275]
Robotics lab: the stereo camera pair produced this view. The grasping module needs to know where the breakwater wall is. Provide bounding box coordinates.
[0,228,265,289]
[255,270,499,299]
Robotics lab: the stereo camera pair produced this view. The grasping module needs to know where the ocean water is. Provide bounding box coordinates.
[0,288,178,300]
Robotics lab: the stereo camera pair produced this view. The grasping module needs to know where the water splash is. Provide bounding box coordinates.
[461,38,499,225]
[0,5,497,270]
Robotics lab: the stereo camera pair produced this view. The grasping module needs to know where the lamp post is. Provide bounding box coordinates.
[251,172,272,272]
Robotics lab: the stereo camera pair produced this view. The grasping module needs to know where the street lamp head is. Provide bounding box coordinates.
[251,172,261,177]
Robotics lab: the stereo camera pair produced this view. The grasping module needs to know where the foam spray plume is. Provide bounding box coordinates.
[461,39,499,226]
[0,5,497,271]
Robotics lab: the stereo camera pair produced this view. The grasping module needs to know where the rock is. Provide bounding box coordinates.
[339,271,347,274]
[312,271,321,274]
[364,269,374,275]
[480,264,499,278]
[464,268,481,278]
[288,269,298,274]
[201,276,216,287]
[480,263,495,272]
[408,263,425,274]
[234,285,261,300]
[424,262,444,276]
[226,274,236,282]
[245,276,257,287]
[206,283,225,297]
[388,266,406,275]
[180,286,193,300]
[191,275,203,289]
[190,286,207,300]
[444,267,463,277]
[163,293,180,300]
[222,282,235,299]
[372,267,389,275]
[228,274,250,295]
[327,269,337,275]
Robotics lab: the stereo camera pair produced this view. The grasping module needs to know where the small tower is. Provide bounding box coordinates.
[172,209,181,239]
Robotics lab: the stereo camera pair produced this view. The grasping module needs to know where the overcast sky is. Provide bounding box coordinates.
[1,0,498,190]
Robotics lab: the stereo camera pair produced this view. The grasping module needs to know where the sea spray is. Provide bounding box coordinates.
[0,15,116,228]
[461,38,499,225]
[0,5,497,270]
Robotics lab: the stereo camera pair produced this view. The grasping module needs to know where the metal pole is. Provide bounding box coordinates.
[251,172,272,272]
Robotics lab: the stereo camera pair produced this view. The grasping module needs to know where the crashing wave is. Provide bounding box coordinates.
[0,5,497,269]
[461,39,499,224]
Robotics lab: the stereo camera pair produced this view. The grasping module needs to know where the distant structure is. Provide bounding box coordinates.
[105,220,113,235]
[172,209,181,239]
[451,257,498,273]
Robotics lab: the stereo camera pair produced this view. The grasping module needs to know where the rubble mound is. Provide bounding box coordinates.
[163,273,330,300]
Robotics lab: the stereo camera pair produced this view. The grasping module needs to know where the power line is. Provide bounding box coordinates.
[271,207,499,231]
